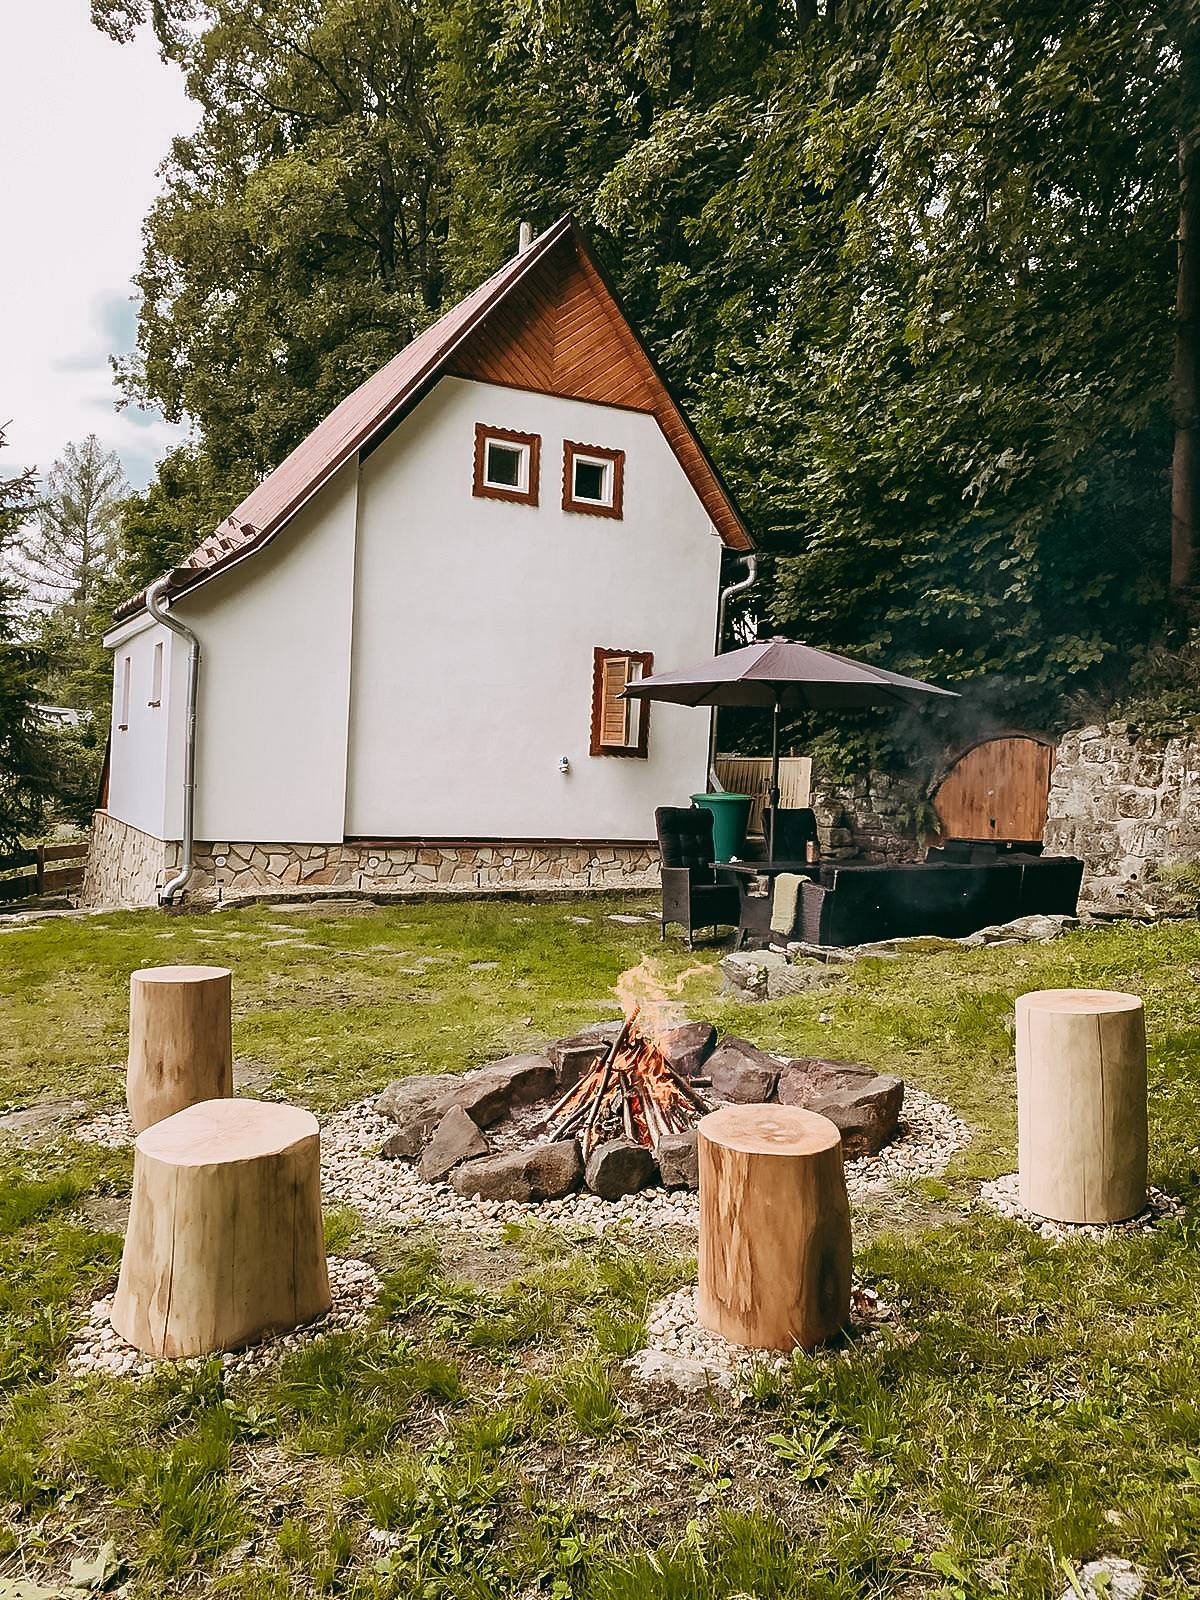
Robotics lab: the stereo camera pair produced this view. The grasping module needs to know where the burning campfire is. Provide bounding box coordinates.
[541,1006,712,1155]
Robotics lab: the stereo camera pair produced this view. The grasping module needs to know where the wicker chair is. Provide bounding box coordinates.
[655,806,741,947]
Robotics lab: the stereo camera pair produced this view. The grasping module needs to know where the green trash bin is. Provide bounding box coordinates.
[691,792,752,863]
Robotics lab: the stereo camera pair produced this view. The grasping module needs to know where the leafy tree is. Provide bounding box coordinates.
[0,427,51,849]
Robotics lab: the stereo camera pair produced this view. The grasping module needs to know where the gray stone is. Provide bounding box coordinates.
[720,951,770,1002]
[657,1130,699,1190]
[776,1058,904,1155]
[0,1097,89,1140]
[1056,1559,1145,1600]
[451,1139,582,1202]
[547,1025,620,1080]
[377,1075,466,1158]
[660,1021,716,1079]
[809,1074,905,1157]
[707,1038,780,1102]
[451,1055,557,1123]
[585,1138,656,1199]
[418,1105,490,1182]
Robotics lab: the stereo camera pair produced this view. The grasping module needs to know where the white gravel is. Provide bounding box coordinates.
[975,1172,1183,1241]
[74,1084,972,1238]
[629,1282,893,1392]
[66,1255,380,1381]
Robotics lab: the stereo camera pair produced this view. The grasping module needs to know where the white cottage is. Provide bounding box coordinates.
[86,217,754,907]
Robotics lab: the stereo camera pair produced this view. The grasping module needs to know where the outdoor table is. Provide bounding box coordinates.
[716,860,822,949]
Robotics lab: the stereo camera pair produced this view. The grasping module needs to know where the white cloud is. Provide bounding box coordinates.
[0,1,195,491]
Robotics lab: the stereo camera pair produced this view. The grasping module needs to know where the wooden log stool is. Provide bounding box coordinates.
[111,1098,331,1357]
[127,964,233,1133]
[697,1104,852,1351]
[1016,988,1147,1224]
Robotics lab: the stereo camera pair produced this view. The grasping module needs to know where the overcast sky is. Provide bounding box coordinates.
[1,2,195,492]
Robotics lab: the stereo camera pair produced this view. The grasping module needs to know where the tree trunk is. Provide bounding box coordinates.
[1016,988,1147,1224]
[126,964,233,1132]
[111,1098,330,1357]
[697,1104,851,1350]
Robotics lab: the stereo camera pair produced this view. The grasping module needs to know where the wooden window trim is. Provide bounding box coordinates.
[590,647,652,757]
[473,423,540,506]
[563,440,624,519]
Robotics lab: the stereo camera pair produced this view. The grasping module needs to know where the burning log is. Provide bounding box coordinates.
[543,1009,712,1156]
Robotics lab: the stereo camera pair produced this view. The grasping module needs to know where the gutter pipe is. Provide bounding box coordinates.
[146,577,200,905]
[707,552,758,787]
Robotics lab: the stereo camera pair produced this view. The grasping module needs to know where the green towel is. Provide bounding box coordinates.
[770,872,803,937]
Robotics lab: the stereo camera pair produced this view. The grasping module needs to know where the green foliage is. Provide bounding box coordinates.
[98,0,1199,748]
[0,427,52,848]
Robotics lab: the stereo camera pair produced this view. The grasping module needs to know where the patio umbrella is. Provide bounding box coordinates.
[621,638,958,860]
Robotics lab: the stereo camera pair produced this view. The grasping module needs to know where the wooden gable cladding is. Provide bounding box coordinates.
[449,232,751,551]
[449,240,655,413]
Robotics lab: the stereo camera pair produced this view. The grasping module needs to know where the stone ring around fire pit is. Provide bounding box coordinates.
[376,1019,906,1205]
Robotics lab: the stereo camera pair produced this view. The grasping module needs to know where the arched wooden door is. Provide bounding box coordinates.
[933,735,1055,843]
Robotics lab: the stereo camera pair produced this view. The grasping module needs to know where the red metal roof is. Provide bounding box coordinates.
[116,216,751,620]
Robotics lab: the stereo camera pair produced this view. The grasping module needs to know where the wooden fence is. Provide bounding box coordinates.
[713,755,812,839]
[0,841,88,903]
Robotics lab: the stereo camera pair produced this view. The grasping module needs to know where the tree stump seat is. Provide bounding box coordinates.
[111,1097,330,1358]
[697,1104,852,1351]
[127,964,233,1133]
[1016,987,1148,1224]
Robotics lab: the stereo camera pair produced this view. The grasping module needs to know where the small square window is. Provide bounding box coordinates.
[474,425,540,505]
[573,458,609,504]
[563,441,624,519]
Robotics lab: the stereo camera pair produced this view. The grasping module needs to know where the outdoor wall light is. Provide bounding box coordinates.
[558,755,571,774]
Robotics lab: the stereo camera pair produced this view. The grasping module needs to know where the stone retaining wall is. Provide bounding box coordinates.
[810,773,926,863]
[84,814,658,908]
[1044,722,1200,913]
[81,812,178,908]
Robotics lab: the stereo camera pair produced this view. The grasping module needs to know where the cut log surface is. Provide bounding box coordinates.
[1016,988,1147,1224]
[697,1104,852,1351]
[111,1098,331,1358]
[127,964,233,1133]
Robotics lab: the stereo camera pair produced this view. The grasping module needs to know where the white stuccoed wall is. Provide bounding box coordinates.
[344,376,723,840]
[171,459,359,844]
[103,615,179,839]
[102,375,724,849]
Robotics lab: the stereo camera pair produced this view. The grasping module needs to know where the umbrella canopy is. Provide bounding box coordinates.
[622,639,957,860]
[621,638,959,712]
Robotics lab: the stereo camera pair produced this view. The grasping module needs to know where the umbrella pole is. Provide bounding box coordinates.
[768,694,781,863]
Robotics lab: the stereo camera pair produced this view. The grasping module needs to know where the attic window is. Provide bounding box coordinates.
[591,647,652,757]
[474,424,540,506]
[564,441,624,519]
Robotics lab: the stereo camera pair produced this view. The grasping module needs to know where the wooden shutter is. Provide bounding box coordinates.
[591,647,652,757]
[600,656,631,746]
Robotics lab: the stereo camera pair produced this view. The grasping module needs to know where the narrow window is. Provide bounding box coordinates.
[563,441,624,519]
[118,656,131,731]
[591,647,652,757]
[149,641,163,707]
[473,424,540,505]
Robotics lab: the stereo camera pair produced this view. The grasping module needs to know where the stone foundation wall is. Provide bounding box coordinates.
[1045,722,1200,913]
[82,812,179,908]
[810,773,926,863]
[84,817,659,908]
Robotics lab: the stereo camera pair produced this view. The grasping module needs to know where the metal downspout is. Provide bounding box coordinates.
[145,576,200,905]
[708,552,758,787]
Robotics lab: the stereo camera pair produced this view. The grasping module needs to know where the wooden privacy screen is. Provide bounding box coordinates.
[933,736,1055,842]
[714,756,813,839]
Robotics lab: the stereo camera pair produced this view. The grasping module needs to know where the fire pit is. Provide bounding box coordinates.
[375,977,907,1205]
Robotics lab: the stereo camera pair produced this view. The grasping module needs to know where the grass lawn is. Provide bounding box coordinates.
[1,895,1200,1598]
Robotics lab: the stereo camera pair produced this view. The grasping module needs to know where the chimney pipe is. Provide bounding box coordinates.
[518,220,534,254]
